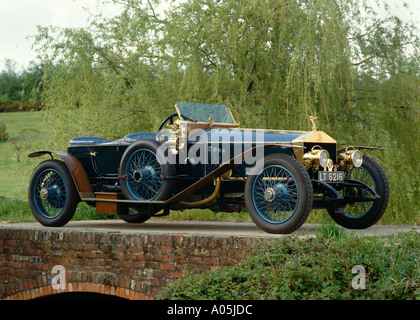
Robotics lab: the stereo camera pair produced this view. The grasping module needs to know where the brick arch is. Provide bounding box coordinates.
[4,283,140,300]
[2,270,150,300]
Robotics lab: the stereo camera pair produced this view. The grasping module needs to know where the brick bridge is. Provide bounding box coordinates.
[2,220,414,300]
[0,220,286,300]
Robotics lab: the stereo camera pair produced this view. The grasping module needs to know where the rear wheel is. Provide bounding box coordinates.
[28,160,79,227]
[327,156,389,229]
[245,154,313,234]
[119,140,175,223]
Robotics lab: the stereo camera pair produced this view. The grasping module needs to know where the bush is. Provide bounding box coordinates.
[0,102,42,113]
[161,231,419,300]
[0,121,9,141]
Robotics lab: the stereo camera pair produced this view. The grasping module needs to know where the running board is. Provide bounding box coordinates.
[81,197,165,204]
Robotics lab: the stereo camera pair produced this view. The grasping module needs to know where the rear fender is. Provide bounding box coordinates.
[28,150,94,198]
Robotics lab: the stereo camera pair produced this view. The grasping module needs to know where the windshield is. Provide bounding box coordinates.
[175,102,236,124]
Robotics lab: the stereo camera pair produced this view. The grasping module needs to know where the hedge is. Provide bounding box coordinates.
[161,230,419,300]
[0,102,42,113]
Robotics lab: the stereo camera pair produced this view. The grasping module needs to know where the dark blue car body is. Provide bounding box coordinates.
[28,102,389,234]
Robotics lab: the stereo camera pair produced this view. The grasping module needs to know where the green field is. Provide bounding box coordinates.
[0,111,53,199]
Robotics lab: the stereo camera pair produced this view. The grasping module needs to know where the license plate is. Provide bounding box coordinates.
[318,171,344,183]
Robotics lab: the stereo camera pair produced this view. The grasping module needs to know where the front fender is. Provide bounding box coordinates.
[336,146,385,153]
[28,150,94,198]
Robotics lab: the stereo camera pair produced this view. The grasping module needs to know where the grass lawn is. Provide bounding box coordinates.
[0,111,53,199]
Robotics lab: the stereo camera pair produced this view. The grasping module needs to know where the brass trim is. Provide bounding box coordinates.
[338,147,363,169]
[308,116,318,131]
[292,131,337,162]
[179,177,221,207]
[303,146,330,170]
[220,167,232,179]
[205,141,296,144]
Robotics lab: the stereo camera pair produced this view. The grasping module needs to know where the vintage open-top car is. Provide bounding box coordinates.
[28,102,389,234]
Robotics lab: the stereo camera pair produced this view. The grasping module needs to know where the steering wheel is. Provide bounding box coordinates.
[157,112,197,132]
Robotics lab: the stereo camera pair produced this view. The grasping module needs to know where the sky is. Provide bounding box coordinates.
[0,0,123,70]
[0,0,419,71]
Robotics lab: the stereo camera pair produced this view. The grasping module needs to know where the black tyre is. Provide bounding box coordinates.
[119,140,175,223]
[28,160,79,227]
[245,154,313,234]
[327,156,389,229]
[118,208,152,224]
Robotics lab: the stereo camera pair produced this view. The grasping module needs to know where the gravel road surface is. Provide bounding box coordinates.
[1,220,417,238]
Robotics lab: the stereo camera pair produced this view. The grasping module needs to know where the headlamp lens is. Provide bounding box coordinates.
[352,150,363,168]
[319,150,329,168]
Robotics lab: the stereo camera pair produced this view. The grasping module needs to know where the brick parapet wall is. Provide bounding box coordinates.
[0,227,273,300]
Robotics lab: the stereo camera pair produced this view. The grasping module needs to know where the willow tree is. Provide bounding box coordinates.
[33,0,419,223]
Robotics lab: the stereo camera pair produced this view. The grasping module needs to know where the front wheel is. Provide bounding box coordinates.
[28,160,79,227]
[245,154,313,234]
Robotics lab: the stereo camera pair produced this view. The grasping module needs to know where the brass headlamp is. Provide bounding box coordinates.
[338,146,363,169]
[303,145,330,170]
